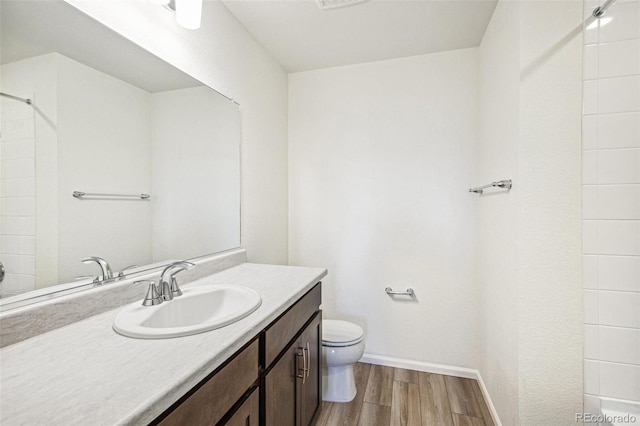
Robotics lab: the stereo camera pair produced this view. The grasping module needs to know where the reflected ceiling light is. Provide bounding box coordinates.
[159,0,202,30]
[586,16,612,30]
[176,0,202,29]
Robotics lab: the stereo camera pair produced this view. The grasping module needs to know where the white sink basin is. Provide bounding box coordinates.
[113,285,262,339]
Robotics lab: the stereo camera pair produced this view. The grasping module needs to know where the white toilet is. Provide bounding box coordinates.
[322,319,365,402]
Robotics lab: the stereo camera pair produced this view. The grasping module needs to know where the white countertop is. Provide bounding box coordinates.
[0,263,326,426]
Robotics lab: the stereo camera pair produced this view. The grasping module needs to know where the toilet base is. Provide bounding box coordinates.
[322,365,357,402]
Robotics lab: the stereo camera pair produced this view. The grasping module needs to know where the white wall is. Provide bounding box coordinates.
[476,2,584,424]
[476,2,520,425]
[517,3,583,424]
[150,86,241,261]
[66,0,289,265]
[56,54,153,283]
[289,49,479,367]
[582,0,640,412]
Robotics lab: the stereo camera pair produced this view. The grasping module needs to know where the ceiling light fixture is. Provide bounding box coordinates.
[158,0,202,30]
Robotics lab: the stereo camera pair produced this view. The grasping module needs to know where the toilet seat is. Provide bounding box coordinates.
[322,320,364,347]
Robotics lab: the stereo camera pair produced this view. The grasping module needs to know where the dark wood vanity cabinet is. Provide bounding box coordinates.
[264,312,321,426]
[155,339,260,426]
[224,388,259,426]
[152,282,322,426]
[298,312,322,426]
[263,283,322,426]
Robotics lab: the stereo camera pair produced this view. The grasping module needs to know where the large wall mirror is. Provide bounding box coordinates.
[0,1,241,309]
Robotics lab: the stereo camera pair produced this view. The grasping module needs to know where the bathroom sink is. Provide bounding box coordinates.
[113,285,262,339]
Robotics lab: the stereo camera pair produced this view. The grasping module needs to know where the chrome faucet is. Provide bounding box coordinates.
[159,261,195,301]
[81,256,114,282]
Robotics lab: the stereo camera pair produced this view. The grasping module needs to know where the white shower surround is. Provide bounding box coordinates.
[0,91,36,296]
[581,0,640,418]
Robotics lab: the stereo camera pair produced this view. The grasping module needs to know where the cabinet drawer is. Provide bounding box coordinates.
[224,387,259,426]
[264,283,321,367]
[158,339,259,426]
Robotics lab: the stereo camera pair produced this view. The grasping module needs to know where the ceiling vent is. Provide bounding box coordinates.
[314,0,369,11]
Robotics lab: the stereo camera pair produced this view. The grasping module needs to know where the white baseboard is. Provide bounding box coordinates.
[360,353,478,378]
[360,353,502,426]
[475,370,503,426]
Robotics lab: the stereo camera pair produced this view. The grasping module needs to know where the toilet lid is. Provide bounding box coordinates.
[322,320,364,346]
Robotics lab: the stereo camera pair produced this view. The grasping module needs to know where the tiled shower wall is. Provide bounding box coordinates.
[0,97,36,297]
[582,0,640,412]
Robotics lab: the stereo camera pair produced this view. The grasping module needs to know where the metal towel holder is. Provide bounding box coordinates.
[73,191,150,200]
[385,287,414,296]
[469,179,512,195]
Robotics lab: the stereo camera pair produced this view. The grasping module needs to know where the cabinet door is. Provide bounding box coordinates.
[264,341,302,426]
[224,388,259,426]
[264,311,322,426]
[299,312,321,426]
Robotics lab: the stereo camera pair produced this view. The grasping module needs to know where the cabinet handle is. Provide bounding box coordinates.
[302,345,308,384]
[296,350,305,380]
[305,342,311,378]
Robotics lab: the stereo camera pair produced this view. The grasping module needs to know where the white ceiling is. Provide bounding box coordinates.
[221,0,498,72]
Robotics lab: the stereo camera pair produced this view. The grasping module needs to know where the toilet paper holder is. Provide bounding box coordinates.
[385,287,414,296]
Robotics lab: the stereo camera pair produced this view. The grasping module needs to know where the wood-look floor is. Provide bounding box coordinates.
[315,363,494,426]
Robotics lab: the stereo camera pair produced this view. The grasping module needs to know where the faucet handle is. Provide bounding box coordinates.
[169,276,183,298]
[138,280,163,306]
[169,263,194,297]
[117,265,138,278]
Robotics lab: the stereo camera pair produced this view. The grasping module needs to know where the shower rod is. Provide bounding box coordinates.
[593,0,616,17]
[0,92,32,105]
